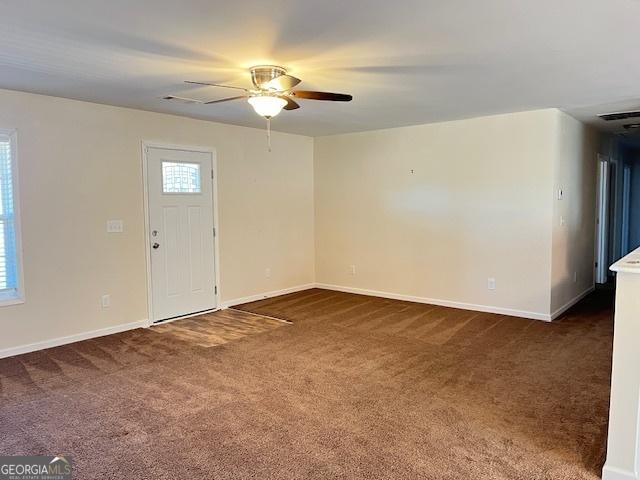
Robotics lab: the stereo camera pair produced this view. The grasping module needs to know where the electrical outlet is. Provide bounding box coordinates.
[106,220,123,233]
[101,294,111,308]
[265,268,271,278]
[349,265,356,276]
[487,278,496,290]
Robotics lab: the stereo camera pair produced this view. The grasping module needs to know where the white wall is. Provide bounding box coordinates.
[314,109,597,319]
[0,91,599,355]
[550,112,599,315]
[0,88,314,353]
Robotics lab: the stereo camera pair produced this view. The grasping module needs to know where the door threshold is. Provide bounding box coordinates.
[151,307,219,326]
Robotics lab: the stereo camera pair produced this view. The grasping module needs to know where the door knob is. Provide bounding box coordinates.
[152,243,160,249]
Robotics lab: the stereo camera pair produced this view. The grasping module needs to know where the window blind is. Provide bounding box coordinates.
[0,135,17,292]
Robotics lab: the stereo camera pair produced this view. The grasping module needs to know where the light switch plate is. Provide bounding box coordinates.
[107,220,123,233]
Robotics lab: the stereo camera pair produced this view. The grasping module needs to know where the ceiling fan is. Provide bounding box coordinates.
[164,65,353,119]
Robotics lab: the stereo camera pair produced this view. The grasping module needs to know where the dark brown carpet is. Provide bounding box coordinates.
[0,289,613,479]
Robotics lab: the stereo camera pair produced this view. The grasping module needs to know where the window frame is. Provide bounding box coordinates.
[0,128,25,306]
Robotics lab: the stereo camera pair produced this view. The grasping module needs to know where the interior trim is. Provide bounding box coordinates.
[549,286,596,320]
[0,319,148,360]
[315,283,552,321]
[602,465,638,480]
[221,284,316,309]
[0,283,598,360]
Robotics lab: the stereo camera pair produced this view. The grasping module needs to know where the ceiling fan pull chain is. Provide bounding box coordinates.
[267,117,272,152]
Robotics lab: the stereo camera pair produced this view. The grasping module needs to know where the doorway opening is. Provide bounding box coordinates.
[595,136,640,287]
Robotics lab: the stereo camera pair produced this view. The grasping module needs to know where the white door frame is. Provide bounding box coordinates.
[621,163,631,257]
[141,141,221,326]
[595,154,610,284]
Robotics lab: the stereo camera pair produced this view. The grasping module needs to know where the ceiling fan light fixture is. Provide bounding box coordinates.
[247,95,287,118]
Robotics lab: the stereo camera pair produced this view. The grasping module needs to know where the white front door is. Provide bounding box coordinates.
[147,146,217,322]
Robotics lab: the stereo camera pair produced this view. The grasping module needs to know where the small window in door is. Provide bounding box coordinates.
[162,161,201,193]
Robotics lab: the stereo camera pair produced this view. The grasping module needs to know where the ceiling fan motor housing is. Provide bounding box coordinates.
[250,65,287,89]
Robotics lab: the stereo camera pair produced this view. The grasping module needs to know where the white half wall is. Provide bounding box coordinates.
[603,249,640,480]
[0,88,315,353]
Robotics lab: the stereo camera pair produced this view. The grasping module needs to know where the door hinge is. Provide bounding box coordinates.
[215,285,218,294]
[213,227,216,237]
[211,169,214,179]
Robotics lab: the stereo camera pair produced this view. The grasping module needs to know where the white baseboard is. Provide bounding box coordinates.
[549,286,596,320]
[602,465,638,480]
[221,283,316,309]
[0,283,596,360]
[315,283,552,321]
[0,319,148,360]
[0,283,316,360]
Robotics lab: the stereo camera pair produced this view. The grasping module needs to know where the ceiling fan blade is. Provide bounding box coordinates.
[283,97,300,110]
[204,95,247,104]
[291,91,352,102]
[263,74,302,91]
[163,95,205,103]
[185,81,249,92]
[163,94,246,105]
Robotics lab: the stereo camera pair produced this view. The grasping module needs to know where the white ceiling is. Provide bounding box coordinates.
[1,0,639,136]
